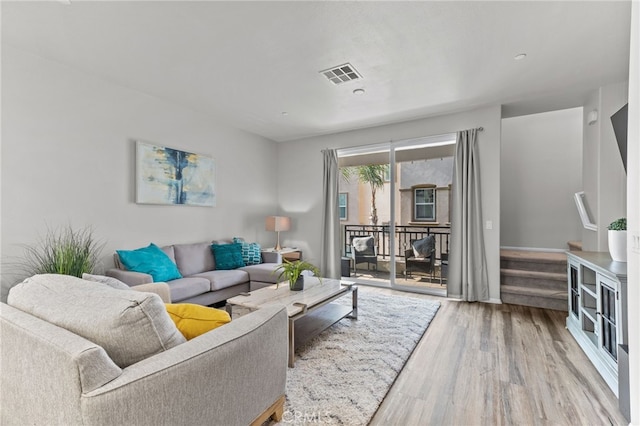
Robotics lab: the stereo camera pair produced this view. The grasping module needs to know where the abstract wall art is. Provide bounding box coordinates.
[136,141,216,206]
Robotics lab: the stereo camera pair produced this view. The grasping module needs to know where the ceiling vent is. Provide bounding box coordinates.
[320,63,361,85]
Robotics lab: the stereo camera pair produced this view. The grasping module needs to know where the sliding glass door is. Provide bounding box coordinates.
[337,134,455,296]
[339,145,392,286]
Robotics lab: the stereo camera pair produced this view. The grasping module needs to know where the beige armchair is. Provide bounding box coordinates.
[131,282,172,303]
[1,275,288,426]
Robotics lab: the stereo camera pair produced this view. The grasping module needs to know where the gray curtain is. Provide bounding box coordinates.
[449,129,489,301]
[321,149,341,279]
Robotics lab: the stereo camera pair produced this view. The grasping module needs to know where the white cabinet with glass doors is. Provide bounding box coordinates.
[566,251,627,397]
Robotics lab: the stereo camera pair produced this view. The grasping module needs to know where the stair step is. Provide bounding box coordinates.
[499,249,569,311]
[500,268,566,291]
[501,285,568,312]
[500,249,567,264]
[500,250,567,274]
[501,285,567,299]
[501,269,566,281]
[567,241,583,251]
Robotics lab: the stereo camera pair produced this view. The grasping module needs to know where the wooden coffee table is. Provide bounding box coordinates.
[226,277,357,367]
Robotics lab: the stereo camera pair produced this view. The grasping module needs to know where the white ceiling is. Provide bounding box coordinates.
[1,1,631,142]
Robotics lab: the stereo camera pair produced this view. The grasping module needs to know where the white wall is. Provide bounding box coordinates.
[582,81,629,251]
[0,47,279,301]
[277,105,502,302]
[501,108,583,250]
[626,1,639,421]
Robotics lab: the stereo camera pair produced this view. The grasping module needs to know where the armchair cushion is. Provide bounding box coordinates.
[82,273,131,290]
[117,243,183,282]
[7,274,186,368]
[352,236,376,255]
[165,303,231,340]
[411,236,435,258]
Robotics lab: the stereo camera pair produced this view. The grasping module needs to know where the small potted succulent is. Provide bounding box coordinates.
[607,217,627,262]
[275,260,321,291]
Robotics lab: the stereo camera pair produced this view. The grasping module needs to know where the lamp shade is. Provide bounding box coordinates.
[265,216,290,232]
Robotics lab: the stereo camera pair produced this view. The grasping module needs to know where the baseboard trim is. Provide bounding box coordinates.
[446,295,502,304]
[501,246,566,253]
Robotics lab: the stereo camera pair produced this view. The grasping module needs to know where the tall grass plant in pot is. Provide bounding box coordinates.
[607,218,627,262]
[16,224,105,278]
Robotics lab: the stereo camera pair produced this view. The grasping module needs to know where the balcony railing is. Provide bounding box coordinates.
[343,224,451,261]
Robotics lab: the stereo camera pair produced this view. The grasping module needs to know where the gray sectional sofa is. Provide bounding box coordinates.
[107,241,283,306]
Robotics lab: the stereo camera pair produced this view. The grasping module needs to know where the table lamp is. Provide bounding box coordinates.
[265,216,290,251]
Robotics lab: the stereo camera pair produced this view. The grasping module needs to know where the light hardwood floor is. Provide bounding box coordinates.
[365,287,627,426]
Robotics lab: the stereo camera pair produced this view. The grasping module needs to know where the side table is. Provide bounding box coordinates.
[341,257,352,277]
[263,247,302,262]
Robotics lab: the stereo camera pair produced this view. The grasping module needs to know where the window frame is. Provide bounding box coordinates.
[412,184,436,222]
[338,192,348,220]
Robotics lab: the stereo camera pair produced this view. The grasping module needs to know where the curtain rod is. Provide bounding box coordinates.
[323,127,484,153]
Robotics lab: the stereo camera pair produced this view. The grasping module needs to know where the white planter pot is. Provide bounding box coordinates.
[608,230,627,262]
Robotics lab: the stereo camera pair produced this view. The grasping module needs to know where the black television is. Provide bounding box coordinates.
[610,103,628,173]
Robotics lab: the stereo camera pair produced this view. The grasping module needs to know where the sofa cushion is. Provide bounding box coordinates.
[165,277,211,302]
[82,273,131,290]
[192,270,249,291]
[7,274,186,368]
[240,263,280,284]
[232,237,262,265]
[173,242,216,277]
[160,245,176,263]
[117,243,182,282]
[211,243,245,270]
[165,303,231,340]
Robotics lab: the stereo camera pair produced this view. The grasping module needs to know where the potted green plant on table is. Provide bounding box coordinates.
[607,217,627,262]
[275,259,321,291]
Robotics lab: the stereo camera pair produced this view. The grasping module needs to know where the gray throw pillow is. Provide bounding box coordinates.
[352,236,375,255]
[412,236,434,258]
[8,274,185,368]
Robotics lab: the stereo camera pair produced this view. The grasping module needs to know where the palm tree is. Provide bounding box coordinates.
[342,164,388,225]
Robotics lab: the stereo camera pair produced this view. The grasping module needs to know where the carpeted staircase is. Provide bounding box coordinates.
[500,249,568,311]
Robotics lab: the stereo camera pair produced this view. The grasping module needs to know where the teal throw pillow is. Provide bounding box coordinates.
[117,243,182,282]
[232,237,262,265]
[211,243,245,270]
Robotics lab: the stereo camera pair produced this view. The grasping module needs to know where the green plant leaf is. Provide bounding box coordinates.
[607,218,627,231]
[274,259,322,288]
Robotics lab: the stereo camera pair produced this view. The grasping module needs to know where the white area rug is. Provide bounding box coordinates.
[259,290,440,425]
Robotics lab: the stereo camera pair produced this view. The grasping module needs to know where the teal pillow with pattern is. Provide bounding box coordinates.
[232,237,262,265]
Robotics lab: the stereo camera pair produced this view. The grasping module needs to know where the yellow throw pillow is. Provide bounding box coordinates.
[165,303,231,340]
